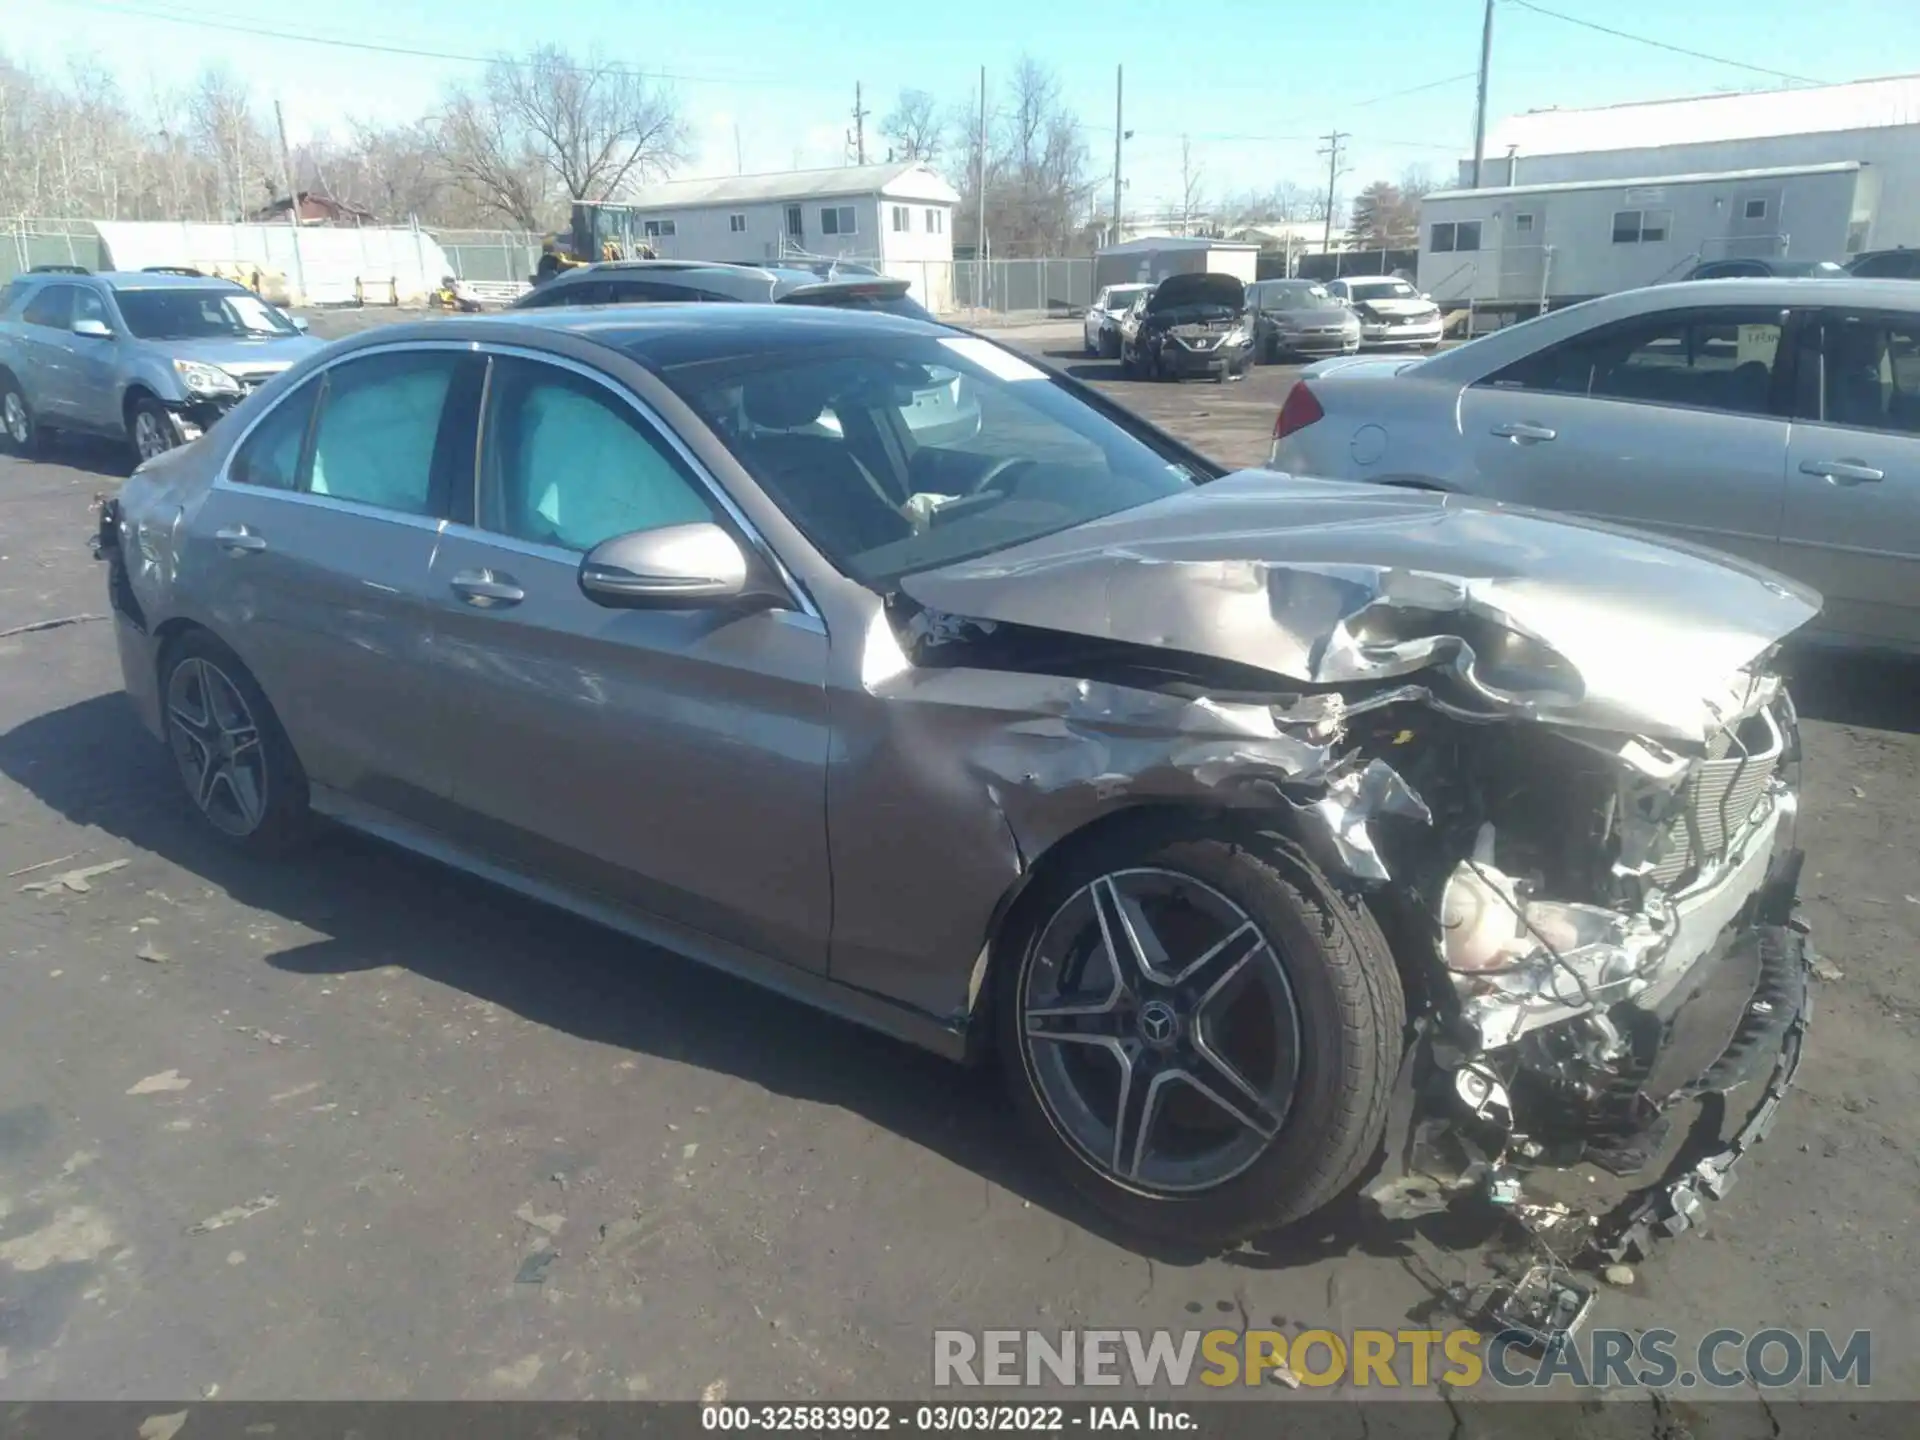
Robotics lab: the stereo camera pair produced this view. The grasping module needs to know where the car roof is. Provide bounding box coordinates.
[324,301,957,370]
[91,271,251,292]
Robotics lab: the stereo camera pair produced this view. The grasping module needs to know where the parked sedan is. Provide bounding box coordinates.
[98,304,1816,1262]
[1324,276,1443,351]
[1269,277,1920,651]
[0,271,321,462]
[1082,283,1152,357]
[1246,279,1361,362]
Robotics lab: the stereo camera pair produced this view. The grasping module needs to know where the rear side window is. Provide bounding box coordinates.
[22,285,74,329]
[1482,309,1785,417]
[230,378,320,490]
[307,351,473,516]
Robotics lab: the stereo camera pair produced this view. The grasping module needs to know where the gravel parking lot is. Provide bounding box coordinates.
[2,312,1916,1412]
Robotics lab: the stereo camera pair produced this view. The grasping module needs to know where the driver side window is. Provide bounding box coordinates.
[478,357,716,552]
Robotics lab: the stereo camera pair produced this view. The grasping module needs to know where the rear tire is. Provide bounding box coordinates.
[994,816,1406,1247]
[1,376,44,457]
[159,630,311,855]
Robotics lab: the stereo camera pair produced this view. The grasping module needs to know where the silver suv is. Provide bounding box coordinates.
[0,271,322,463]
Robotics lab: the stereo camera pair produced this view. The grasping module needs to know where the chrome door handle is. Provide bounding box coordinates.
[449,569,525,608]
[1800,458,1885,485]
[213,526,267,554]
[1490,422,1557,442]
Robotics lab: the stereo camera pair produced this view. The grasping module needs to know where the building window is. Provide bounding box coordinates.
[891,205,910,233]
[729,213,746,233]
[643,219,677,238]
[786,205,803,238]
[821,205,857,236]
[1611,209,1671,244]
[1742,198,1768,221]
[1513,212,1535,234]
[1429,220,1481,254]
[926,208,944,234]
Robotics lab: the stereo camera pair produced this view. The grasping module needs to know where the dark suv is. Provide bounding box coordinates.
[1845,248,1920,280]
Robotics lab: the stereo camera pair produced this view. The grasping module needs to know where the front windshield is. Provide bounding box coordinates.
[1347,279,1419,301]
[115,287,297,340]
[1266,283,1340,310]
[659,335,1206,588]
[1105,285,1149,310]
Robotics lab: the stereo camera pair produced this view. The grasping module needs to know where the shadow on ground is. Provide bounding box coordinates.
[32,433,132,480]
[1783,647,1920,735]
[1,691,1457,1287]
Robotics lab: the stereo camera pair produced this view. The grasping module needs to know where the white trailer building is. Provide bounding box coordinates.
[1416,161,1874,310]
[614,162,960,311]
[1463,73,1920,244]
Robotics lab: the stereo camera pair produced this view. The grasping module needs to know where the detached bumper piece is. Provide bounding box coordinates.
[1589,922,1809,1263]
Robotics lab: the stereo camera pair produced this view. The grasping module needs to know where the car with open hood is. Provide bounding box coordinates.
[1119,272,1253,382]
[0,271,321,464]
[1325,275,1444,351]
[95,303,1815,1278]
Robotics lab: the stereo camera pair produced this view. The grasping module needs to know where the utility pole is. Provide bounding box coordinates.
[1471,0,1495,187]
[272,98,307,305]
[853,83,869,165]
[1111,65,1124,246]
[1318,130,1348,255]
[735,123,744,175]
[976,66,989,287]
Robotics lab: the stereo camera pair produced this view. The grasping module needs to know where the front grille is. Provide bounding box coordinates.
[1648,706,1784,890]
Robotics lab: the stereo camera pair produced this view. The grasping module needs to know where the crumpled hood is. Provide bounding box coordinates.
[141,335,324,377]
[898,472,1820,747]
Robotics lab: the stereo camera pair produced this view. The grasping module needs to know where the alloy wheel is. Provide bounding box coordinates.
[166,657,268,837]
[3,391,28,445]
[134,408,177,462]
[1019,868,1302,1195]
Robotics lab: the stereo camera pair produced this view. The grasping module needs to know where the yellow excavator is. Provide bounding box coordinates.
[530,203,659,284]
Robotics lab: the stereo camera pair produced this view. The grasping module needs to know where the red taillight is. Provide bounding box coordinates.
[1273,381,1324,441]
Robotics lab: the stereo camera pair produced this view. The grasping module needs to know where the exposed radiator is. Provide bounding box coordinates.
[1648,704,1784,891]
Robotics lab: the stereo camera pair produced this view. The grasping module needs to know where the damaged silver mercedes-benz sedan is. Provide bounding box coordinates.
[95,305,1815,1261]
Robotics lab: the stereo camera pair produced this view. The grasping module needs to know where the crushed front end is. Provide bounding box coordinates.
[1359,675,1809,1273]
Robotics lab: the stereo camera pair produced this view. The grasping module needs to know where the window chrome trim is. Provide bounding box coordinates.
[466,342,823,622]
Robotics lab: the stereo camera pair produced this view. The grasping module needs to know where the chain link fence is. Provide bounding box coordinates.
[434,229,542,286]
[4,220,109,283]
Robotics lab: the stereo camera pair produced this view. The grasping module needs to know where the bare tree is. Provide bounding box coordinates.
[881,89,942,163]
[1177,136,1206,235]
[186,66,273,219]
[947,57,1091,257]
[429,46,688,229]
[1347,179,1420,248]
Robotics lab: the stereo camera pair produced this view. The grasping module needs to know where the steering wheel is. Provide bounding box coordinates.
[963,455,1035,496]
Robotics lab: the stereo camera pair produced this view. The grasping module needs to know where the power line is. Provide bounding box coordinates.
[1506,0,1828,86]
[1352,70,1481,107]
[56,0,830,90]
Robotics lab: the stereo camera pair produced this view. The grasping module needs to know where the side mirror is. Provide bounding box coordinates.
[578,522,777,609]
[72,318,112,339]
[290,315,311,333]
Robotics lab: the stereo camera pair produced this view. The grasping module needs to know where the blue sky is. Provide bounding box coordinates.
[19,0,1920,217]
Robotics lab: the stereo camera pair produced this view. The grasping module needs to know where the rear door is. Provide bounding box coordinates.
[18,284,78,420]
[190,346,484,816]
[421,351,833,970]
[1780,307,1920,646]
[1458,304,1793,571]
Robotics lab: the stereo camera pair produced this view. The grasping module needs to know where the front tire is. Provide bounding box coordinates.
[130,397,183,466]
[160,631,311,854]
[994,817,1405,1246]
